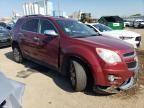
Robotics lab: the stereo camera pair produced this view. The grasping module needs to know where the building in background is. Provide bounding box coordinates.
[23,0,53,16]
[69,11,81,20]
[53,10,68,18]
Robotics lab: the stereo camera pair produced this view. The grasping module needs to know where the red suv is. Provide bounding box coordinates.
[11,15,139,93]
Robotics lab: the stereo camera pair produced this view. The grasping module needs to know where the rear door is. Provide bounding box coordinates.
[20,18,40,59]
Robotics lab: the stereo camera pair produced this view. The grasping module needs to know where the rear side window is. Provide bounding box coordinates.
[22,19,39,33]
[104,16,123,22]
[40,20,58,34]
[13,18,23,29]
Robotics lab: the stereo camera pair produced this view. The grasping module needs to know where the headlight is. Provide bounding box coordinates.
[119,36,133,40]
[96,48,122,64]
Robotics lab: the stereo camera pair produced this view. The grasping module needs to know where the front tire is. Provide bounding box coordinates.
[13,47,23,63]
[69,60,87,91]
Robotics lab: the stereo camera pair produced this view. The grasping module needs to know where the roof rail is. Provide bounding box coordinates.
[54,16,67,18]
[24,14,43,17]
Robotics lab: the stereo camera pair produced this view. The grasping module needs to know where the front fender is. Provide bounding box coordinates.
[62,45,107,85]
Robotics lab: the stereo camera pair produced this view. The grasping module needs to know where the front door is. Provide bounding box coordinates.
[36,19,60,68]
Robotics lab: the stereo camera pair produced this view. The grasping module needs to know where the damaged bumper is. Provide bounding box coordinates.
[94,69,139,94]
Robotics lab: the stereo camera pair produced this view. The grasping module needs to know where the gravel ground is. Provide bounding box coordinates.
[0,28,144,108]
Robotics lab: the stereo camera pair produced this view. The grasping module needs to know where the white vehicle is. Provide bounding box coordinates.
[124,20,131,27]
[123,19,134,27]
[86,23,141,48]
[133,19,144,28]
[0,72,25,108]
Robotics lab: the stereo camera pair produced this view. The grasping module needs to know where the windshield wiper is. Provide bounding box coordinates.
[71,33,101,38]
[72,36,86,38]
[89,34,99,36]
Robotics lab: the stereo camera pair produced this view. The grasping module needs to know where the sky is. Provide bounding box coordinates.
[0,0,144,18]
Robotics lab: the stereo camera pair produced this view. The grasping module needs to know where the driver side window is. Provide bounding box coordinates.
[40,20,58,34]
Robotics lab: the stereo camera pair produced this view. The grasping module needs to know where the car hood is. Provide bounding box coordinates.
[76,36,133,50]
[101,30,140,38]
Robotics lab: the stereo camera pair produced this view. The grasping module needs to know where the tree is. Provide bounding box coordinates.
[131,14,142,16]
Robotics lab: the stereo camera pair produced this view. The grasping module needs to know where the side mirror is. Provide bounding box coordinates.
[44,30,58,36]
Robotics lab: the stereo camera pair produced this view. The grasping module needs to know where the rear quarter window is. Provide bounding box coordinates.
[21,19,39,33]
[12,18,24,30]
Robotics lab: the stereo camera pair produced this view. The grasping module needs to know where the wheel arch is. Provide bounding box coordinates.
[12,41,19,50]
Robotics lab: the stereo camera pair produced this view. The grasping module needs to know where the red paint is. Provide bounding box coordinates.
[12,16,137,88]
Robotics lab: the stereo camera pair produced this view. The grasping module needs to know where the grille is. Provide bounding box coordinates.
[127,61,137,69]
[123,52,135,57]
[135,37,141,41]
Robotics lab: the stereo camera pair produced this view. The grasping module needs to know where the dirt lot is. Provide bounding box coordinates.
[0,28,144,108]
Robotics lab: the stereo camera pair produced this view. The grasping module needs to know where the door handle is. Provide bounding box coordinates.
[33,37,40,41]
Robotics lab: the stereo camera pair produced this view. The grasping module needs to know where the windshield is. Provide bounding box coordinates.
[104,16,124,22]
[94,24,112,32]
[57,20,98,37]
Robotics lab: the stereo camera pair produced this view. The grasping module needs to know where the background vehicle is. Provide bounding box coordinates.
[80,13,92,23]
[123,20,132,27]
[0,26,11,48]
[0,22,7,28]
[124,20,130,27]
[133,19,144,28]
[11,15,138,93]
[0,72,24,108]
[98,16,125,30]
[86,23,141,48]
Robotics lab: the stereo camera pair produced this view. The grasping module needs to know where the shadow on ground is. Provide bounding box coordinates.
[5,51,104,96]
[5,50,144,97]
[5,51,74,93]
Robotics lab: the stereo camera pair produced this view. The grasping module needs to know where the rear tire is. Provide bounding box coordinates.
[13,47,23,63]
[69,60,87,91]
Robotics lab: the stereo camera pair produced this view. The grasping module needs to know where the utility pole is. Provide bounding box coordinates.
[58,0,60,16]
[44,0,48,15]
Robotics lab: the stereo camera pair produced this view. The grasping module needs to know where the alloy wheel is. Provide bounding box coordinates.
[70,62,76,87]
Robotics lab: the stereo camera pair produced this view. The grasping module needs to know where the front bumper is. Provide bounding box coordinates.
[94,75,138,94]
[139,24,144,27]
[0,40,11,48]
[93,50,139,93]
